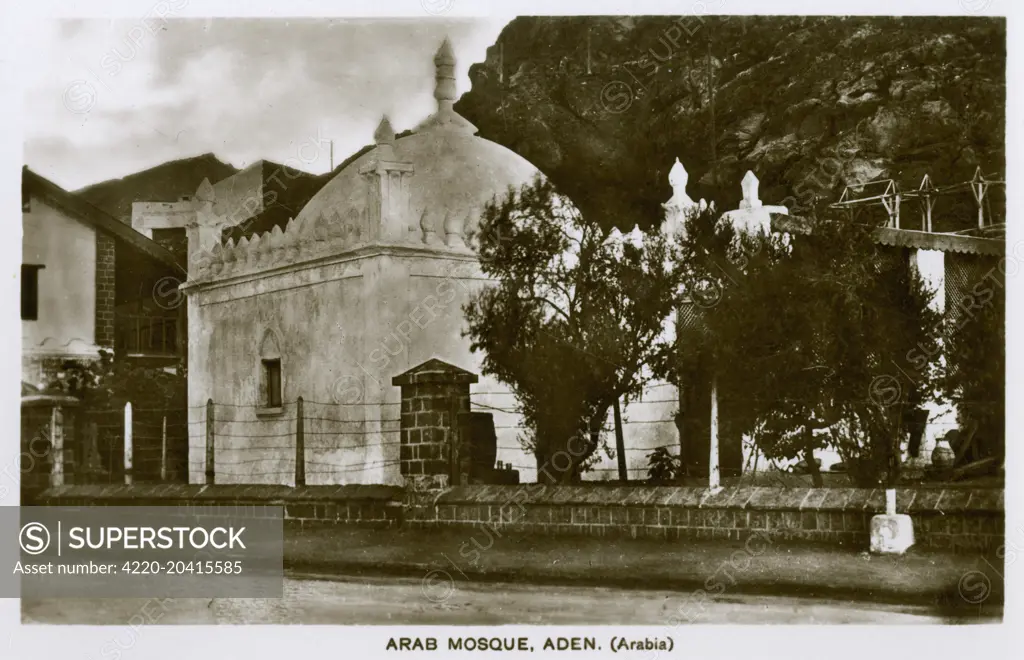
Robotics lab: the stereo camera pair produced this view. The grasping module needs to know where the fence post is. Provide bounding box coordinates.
[50,406,64,487]
[205,399,215,485]
[709,373,720,491]
[448,391,460,485]
[160,415,167,482]
[295,397,305,487]
[614,398,627,482]
[124,402,133,486]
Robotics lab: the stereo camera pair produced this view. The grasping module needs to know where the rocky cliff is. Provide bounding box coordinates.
[455,16,1004,232]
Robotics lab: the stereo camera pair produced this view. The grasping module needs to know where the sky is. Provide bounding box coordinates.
[22,16,510,190]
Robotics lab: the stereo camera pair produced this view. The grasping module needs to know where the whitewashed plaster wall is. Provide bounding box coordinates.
[184,239,683,485]
[911,248,954,459]
[185,244,536,485]
[22,195,100,384]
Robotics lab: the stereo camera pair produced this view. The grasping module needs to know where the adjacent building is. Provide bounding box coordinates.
[21,168,187,385]
[21,168,189,492]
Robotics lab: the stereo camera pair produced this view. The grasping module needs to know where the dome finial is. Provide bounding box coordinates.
[374,115,395,160]
[413,37,478,134]
[433,37,457,109]
[374,115,395,145]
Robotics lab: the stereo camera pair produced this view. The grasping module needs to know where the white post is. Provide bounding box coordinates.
[709,373,721,490]
[871,486,915,554]
[160,415,168,482]
[124,402,133,485]
[50,406,64,487]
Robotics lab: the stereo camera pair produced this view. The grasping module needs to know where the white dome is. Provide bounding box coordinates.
[294,128,542,236]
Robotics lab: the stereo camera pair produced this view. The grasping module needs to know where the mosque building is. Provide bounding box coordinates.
[166,39,680,485]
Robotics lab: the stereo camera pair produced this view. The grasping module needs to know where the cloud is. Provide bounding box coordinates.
[23,17,509,190]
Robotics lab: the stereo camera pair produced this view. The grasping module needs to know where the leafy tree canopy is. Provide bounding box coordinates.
[47,350,186,413]
[664,205,944,486]
[465,177,683,483]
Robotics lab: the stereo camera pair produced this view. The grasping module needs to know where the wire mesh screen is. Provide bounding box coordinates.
[944,253,1000,333]
[677,301,705,334]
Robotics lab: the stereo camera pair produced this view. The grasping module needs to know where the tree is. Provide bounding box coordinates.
[47,350,186,413]
[664,205,943,487]
[464,177,682,483]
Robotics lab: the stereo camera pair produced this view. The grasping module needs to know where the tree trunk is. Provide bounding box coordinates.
[803,443,823,488]
[534,411,604,484]
[613,398,627,481]
[887,428,903,487]
[905,405,928,458]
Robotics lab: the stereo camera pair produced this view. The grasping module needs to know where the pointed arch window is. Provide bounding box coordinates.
[264,359,282,407]
[258,329,284,414]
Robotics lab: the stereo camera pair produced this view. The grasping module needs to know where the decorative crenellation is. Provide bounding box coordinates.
[419,208,441,246]
[417,206,473,248]
[443,210,467,248]
[190,198,473,284]
[192,205,371,281]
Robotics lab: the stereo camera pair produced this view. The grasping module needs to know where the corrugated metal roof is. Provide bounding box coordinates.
[872,227,1003,256]
[770,213,1004,257]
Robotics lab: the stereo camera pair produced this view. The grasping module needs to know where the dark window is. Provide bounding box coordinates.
[263,359,282,408]
[118,315,178,355]
[151,227,188,260]
[21,265,43,320]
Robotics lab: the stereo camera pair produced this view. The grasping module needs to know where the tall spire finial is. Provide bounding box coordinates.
[434,38,457,111]
[374,115,395,159]
[374,115,395,144]
[414,37,478,135]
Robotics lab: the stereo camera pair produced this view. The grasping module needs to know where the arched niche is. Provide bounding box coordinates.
[256,327,284,412]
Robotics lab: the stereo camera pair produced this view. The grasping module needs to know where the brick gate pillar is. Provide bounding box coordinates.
[392,359,477,492]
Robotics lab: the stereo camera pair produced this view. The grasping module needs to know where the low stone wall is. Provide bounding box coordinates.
[34,484,404,529]
[34,484,1002,553]
[415,486,1003,553]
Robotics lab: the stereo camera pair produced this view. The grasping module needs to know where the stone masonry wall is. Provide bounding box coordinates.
[414,486,1004,553]
[33,484,1002,553]
[94,232,116,348]
[393,358,475,488]
[399,382,468,478]
[35,484,404,529]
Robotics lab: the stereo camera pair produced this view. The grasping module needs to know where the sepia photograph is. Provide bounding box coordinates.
[2,0,1014,654]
